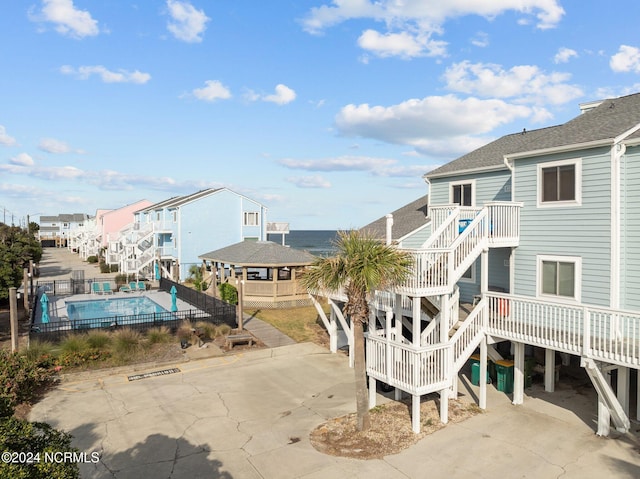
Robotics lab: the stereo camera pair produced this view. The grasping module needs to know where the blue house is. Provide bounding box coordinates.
[313,92,640,436]
[114,188,268,281]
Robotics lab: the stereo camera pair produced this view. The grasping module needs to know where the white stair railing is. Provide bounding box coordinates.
[582,358,630,433]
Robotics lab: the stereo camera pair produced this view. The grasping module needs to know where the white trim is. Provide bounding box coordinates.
[536,158,582,208]
[425,164,507,179]
[536,254,582,303]
[449,179,476,206]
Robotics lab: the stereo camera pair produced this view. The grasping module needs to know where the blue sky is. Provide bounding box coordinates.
[2,1,640,230]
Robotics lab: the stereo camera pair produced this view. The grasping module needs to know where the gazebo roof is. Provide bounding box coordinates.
[199,241,317,267]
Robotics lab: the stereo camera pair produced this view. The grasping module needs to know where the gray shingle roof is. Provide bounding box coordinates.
[427,92,640,177]
[359,194,429,240]
[199,241,317,266]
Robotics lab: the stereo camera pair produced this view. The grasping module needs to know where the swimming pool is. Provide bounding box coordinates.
[66,296,168,321]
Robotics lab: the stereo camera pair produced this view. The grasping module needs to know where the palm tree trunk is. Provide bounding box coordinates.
[353,318,370,431]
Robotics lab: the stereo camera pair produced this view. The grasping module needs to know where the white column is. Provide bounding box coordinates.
[513,342,525,405]
[329,308,338,353]
[412,394,421,433]
[617,367,630,416]
[369,376,377,409]
[544,348,555,392]
[440,293,450,344]
[440,386,449,424]
[479,337,487,409]
[481,249,489,295]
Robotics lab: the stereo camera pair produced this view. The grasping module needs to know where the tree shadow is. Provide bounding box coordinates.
[68,423,234,478]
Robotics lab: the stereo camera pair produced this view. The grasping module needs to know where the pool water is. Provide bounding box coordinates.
[66,296,167,321]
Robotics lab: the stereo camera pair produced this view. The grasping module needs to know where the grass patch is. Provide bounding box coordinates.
[245,306,329,344]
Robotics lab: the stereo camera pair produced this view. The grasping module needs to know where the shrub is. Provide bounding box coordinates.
[215,324,232,337]
[177,321,193,341]
[114,273,128,287]
[87,256,98,264]
[194,321,215,340]
[0,417,80,479]
[112,329,142,356]
[56,349,111,369]
[99,262,110,274]
[0,349,51,416]
[60,335,88,354]
[85,331,112,349]
[24,340,57,369]
[146,326,171,344]
[219,283,238,305]
[110,264,119,273]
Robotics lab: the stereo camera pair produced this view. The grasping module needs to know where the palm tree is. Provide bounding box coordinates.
[301,229,413,431]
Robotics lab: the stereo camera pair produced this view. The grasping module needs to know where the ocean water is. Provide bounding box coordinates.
[267,230,338,257]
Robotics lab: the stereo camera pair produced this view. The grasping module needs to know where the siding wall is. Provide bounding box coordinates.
[399,224,432,248]
[512,147,612,307]
[429,169,512,205]
[621,145,640,310]
[457,248,511,303]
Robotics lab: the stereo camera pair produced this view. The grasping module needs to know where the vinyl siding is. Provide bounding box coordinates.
[400,225,432,248]
[513,147,612,307]
[429,169,512,206]
[620,145,640,310]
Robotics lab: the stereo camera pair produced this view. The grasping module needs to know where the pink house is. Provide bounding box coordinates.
[99,200,153,247]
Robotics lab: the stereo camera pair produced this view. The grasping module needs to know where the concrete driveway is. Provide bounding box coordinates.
[30,342,640,478]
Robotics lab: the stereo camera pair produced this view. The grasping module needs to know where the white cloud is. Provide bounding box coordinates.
[471,31,489,48]
[29,0,100,39]
[263,84,297,105]
[0,126,17,146]
[60,65,151,84]
[38,138,70,153]
[610,45,640,73]
[9,153,34,166]
[443,61,583,105]
[357,30,446,58]
[285,176,332,188]
[554,47,577,64]
[279,155,435,178]
[280,156,396,172]
[166,0,210,43]
[190,80,232,102]
[334,95,538,156]
[302,0,564,57]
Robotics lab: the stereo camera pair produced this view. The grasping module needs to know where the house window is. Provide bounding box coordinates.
[244,212,259,226]
[537,255,581,301]
[537,159,581,207]
[450,180,474,206]
[156,212,161,221]
[460,263,475,283]
[172,211,177,223]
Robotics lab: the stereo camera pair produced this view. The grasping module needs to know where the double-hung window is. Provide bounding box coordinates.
[537,255,581,301]
[450,180,474,206]
[537,159,581,207]
[244,212,259,226]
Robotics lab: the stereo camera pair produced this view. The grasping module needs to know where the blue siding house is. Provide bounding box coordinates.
[116,188,267,281]
[313,92,640,436]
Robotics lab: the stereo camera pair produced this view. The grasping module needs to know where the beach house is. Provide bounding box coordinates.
[312,92,640,435]
[110,188,269,282]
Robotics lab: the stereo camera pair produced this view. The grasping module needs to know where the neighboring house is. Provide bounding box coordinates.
[70,201,153,260]
[39,213,90,247]
[111,188,269,282]
[312,92,640,436]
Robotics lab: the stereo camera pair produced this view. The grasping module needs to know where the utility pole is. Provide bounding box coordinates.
[9,287,19,352]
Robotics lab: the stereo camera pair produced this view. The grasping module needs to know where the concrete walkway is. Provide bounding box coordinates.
[29,343,640,478]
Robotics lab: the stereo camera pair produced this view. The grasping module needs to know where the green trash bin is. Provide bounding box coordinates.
[495,359,514,394]
[469,355,490,386]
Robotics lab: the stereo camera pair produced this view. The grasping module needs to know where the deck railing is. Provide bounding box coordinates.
[486,292,640,368]
[486,202,522,246]
[366,335,451,395]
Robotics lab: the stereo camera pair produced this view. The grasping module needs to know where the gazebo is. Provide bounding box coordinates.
[198,240,317,309]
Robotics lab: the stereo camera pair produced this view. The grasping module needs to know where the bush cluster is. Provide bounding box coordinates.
[219,283,238,304]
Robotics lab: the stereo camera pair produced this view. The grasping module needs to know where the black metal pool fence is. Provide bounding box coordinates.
[30,278,237,342]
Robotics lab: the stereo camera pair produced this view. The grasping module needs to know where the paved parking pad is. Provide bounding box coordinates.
[30,343,640,478]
